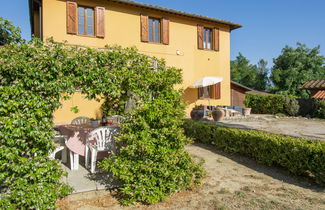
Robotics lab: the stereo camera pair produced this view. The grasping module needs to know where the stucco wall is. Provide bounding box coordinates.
[42,0,232,123]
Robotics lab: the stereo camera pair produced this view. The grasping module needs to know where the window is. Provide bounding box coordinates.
[141,14,169,45]
[198,86,211,99]
[67,1,105,37]
[197,25,219,51]
[78,6,94,36]
[203,28,212,50]
[148,18,161,43]
[198,83,221,99]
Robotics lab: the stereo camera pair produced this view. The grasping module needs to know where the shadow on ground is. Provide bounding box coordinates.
[191,142,324,193]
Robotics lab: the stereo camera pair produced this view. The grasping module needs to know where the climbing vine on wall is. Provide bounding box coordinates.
[0,39,203,208]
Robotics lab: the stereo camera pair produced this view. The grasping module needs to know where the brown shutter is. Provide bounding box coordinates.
[197,25,204,49]
[215,82,221,99]
[95,7,105,38]
[213,27,220,51]
[67,1,77,34]
[161,18,169,45]
[210,86,214,98]
[141,14,149,42]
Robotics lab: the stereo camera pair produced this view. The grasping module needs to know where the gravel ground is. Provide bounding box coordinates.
[57,143,325,210]
[216,116,325,141]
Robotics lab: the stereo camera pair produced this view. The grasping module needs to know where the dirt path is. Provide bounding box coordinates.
[217,117,325,141]
[57,143,325,210]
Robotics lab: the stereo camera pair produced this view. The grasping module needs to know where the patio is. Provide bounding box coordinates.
[60,157,119,193]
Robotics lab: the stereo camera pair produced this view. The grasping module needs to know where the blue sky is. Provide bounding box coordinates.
[1,0,324,67]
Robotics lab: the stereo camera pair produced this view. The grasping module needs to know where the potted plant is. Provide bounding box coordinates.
[90,118,99,127]
[212,106,225,122]
[243,107,252,116]
[190,105,204,121]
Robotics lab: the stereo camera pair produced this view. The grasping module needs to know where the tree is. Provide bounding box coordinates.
[0,17,22,45]
[231,53,269,91]
[270,43,325,98]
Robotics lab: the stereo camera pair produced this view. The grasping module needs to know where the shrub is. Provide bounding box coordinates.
[183,120,325,185]
[284,96,299,116]
[244,93,299,116]
[0,87,72,208]
[100,82,204,205]
[313,99,325,119]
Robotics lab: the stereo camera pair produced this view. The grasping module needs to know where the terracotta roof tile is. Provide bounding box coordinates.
[301,79,325,90]
[313,90,325,99]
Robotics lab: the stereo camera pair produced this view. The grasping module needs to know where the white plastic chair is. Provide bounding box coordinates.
[85,127,118,173]
[107,115,124,124]
[71,116,91,125]
[49,135,67,163]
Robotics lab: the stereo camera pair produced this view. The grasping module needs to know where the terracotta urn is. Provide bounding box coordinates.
[212,109,224,122]
[190,109,204,121]
[243,108,252,116]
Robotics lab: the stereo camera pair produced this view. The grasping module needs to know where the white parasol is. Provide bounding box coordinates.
[190,77,223,88]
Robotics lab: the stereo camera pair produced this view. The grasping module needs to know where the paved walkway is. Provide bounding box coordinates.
[61,157,119,193]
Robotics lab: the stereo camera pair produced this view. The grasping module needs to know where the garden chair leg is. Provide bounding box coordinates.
[85,145,89,169]
[90,149,98,173]
[62,147,67,163]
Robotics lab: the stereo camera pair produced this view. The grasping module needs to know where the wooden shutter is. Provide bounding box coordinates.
[197,25,204,49]
[210,86,214,98]
[141,14,149,42]
[161,18,169,45]
[67,1,77,34]
[215,82,221,99]
[95,7,105,38]
[213,27,220,51]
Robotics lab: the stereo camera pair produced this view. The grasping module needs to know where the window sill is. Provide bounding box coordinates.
[76,34,97,38]
[198,97,213,100]
[145,41,166,45]
[199,48,218,52]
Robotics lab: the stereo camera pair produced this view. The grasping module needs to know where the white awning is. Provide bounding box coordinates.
[190,77,223,88]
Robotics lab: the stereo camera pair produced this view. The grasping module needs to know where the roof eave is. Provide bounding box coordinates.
[109,0,242,30]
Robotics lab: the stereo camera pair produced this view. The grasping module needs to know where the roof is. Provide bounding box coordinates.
[231,81,253,91]
[231,81,270,95]
[109,0,242,30]
[300,79,325,90]
[313,90,325,99]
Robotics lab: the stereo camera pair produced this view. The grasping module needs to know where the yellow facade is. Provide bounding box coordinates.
[37,0,237,123]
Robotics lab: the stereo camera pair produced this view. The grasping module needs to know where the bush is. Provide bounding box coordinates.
[244,93,299,116]
[0,87,72,208]
[100,84,204,205]
[284,96,299,116]
[183,120,325,185]
[313,99,325,119]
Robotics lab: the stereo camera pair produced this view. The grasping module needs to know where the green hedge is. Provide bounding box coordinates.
[183,120,325,185]
[244,94,299,116]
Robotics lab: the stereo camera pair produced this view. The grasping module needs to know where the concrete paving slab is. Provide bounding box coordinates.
[60,156,120,194]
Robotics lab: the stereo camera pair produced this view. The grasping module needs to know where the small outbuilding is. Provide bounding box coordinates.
[231,81,269,108]
[300,79,325,99]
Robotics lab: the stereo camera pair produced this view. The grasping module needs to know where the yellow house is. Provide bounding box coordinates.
[29,0,241,123]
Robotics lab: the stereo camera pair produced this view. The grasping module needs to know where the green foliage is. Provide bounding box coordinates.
[284,97,299,116]
[271,43,325,98]
[0,86,72,208]
[0,17,22,45]
[231,53,269,91]
[183,120,325,185]
[0,38,202,207]
[100,75,204,205]
[313,99,325,118]
[244,93,299,116]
